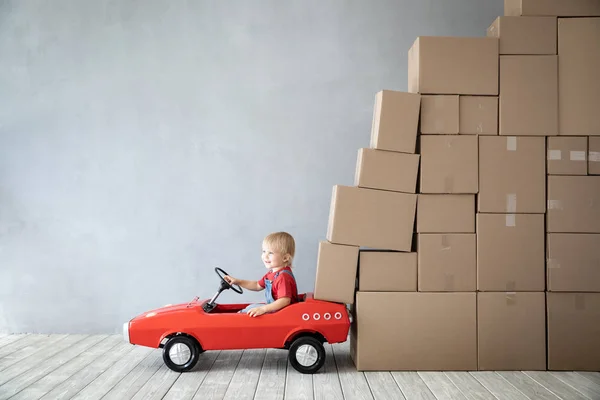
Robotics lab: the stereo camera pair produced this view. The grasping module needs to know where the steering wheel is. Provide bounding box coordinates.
[215,267,243,294]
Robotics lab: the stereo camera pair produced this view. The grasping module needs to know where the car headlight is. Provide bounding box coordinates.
[123,322,130,343]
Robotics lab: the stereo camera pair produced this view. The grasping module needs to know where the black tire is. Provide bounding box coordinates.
[288,336,326,374]
[162,335,200,372]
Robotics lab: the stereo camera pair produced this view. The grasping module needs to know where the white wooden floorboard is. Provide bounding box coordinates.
[497,372,563,400]
[0,334,82,387]
[331,342,373,400]
[419,371,468,400]
[38,341,137,400]
[312,344,343,400]
[284,358,314,400]
[222,349,266,400]
[444,372,498,400]
[470,372,529,400]
[162,350,220,400]
[364,372,406,400]
[101,351,164,400]
[391,371,437,400]
[253,348,287,400]
[551,372,600,400]
[576,372,600,387]
[191,349,243,400]
[524,371,591,400]
[0,334,106,400]
[0,334,29,350]
[0,334,65,368]
[129,361,181,400]
[9,335,122,400]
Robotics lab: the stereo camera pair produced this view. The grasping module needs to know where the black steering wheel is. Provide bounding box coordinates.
[215,267,243,294]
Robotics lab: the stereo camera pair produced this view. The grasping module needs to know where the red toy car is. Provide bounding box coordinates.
[123,267,351,374]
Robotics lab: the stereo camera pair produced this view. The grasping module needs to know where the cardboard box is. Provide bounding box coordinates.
[354,148,419,193]
[420,136,478,194]
[408,37,499,95]
[459,96,498,135]
[358,250,417,291]
[417,195,475,233]
[547,176,600,233]
[559,18,600,136]
[477,213,545,291]
[478,292,546,371]
[487,16,557,54]
[370,90,421,153]
[351,292,477,371]
[547,292,600,371]
[417,234,476,292]
[326,185,417,251]
[547,137,588,175]
[420,95,459,134]
[499,55,558,136]
[478,136,546,213]
[547,234,600,292]
[590,137,600,174]
[314,241,359,304]
[505,0,600,17]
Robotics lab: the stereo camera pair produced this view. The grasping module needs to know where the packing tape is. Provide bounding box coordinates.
[547,258,561,269]
[547,200,563,210]
[441,235,451,250]
[506,281,516,291]
[444,274,455,291]
[506,137,517,151]
[506,292,517,306]
[476,122,483,134]
[570,151,586,161]
[444,176,454,193]
[505,214,516,227]
[506,194,517,213]
[575,294,586,311]
[589,151,600,162]
[548,150,562,160]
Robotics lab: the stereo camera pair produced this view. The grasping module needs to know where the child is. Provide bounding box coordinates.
[224,231,299,317]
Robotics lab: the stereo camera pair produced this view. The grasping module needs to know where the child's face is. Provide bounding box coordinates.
[261,246,289,270]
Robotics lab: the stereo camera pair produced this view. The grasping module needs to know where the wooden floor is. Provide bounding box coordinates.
[0,334,599,400]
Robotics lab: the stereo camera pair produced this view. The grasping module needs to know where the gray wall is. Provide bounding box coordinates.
[0,0,503,334]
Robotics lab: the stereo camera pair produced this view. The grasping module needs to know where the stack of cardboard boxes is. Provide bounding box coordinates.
[313,0,600,372]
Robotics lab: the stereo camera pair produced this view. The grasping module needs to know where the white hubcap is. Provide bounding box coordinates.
[296,344,318,367]
[169,343,191,365]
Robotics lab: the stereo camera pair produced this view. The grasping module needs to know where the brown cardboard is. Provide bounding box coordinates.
[358,251,417,291]
[354,148,419,193]
[547,176,600,233]
[478,292,546,371]
[547,137,588,175]
[590,137,600,174]
[477,213,545,291]
[505,0,600,17]
[351,292,477,371]
[478,136,546,213]
[420,135,478,194]
[408,36,499,95]
[547,292,600,371]
[326,185,417,251]
[417,195,475,233]
[487,16,557,54]
[313,241,359,304]
[420,95,459,134]
[547,234,600,292]
[499,55,558,136]
[559,18,600,136]
[370,90,421,153]
[417,234,476,292]
[459,96,498,135]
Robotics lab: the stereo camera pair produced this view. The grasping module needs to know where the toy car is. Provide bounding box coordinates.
[123,267,351,374]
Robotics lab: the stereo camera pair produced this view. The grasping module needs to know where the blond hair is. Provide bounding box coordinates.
[263,231,296,264]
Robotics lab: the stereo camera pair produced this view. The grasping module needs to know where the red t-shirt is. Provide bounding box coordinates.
[258,266,298,304]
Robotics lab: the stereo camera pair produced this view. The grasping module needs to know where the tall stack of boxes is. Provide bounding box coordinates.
[313,0,600,372]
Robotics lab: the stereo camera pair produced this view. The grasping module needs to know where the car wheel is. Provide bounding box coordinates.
[162,335,200,373]
[288,336,326,374]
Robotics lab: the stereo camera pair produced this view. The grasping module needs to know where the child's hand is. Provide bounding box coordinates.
[247,306,267,317]
[223,275,239,285]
